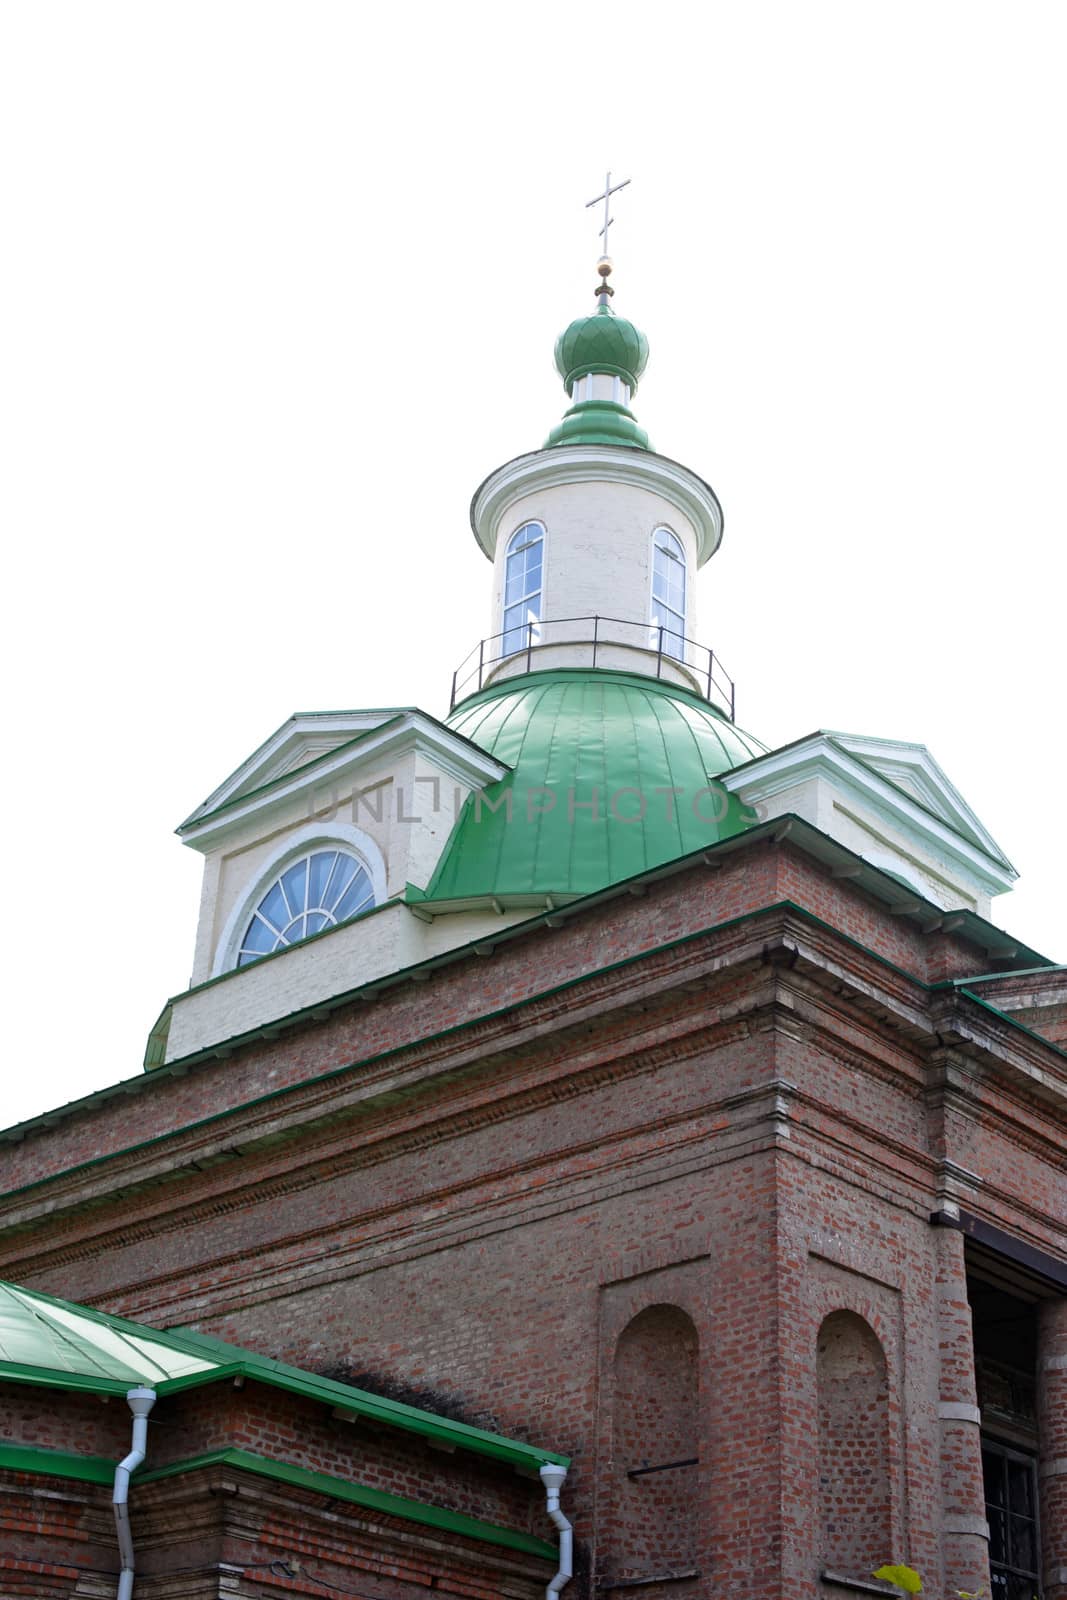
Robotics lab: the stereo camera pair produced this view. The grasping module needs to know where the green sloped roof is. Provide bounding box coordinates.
[426,670,765,903]
[0,1280,566,1472]
[0,1281,216,1385]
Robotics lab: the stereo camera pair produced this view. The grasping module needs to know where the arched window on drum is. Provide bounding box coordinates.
[651,526,687,661]
[502,521,544,657]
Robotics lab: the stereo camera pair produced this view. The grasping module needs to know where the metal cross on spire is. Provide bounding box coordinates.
[586,170,631,259]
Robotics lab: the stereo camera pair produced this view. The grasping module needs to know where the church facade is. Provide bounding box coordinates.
[1,243,1064,1600]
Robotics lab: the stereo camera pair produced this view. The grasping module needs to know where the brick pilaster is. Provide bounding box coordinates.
[1038,1297,1067,1600]
[936,1228,991,1599]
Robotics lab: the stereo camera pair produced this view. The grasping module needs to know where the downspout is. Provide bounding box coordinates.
[113,1386,156,1600]
[539,1463,573,1599]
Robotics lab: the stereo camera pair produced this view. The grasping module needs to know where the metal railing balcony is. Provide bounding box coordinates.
[450,613,736,720]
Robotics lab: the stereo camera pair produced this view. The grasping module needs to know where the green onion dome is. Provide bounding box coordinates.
[554,302,650,395]
[421,670,766,905]
[545,266,653,450]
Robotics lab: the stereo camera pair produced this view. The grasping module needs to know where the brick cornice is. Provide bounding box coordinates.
[2,930,951,1288]
[3,903,1062,1307]
[0,908,781,1224]
[0,973,770,1261]
[8,902,1060,1269]
[5,898,928,1218]
[2,1006,784,1298]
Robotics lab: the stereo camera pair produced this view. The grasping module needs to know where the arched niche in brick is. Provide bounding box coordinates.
[816,1309,891,1577]
[608,1303,700,1583]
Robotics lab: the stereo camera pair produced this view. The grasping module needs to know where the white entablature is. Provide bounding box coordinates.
[470,445,724,566]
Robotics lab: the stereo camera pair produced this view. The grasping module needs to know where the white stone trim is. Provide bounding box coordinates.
[472,447,723,567]
[165,898,533,1063]
[211,821,388,978]
[938,1402,982,1424]
[943,1515,990,1539]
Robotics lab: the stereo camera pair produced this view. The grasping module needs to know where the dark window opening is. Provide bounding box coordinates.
[968,1270,1044,1600]
[982,1439,1040,1600]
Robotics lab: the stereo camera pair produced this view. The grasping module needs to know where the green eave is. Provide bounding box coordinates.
[144,1449,557,1558]
[0,1441,115,1484]
[544,398,650,450]
[0,1442,555,1560]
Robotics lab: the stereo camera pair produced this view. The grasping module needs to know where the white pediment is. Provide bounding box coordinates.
[178,708,509,845]
[720,729,1016,916]
[824,733,1011,866]
[180,711,404,830]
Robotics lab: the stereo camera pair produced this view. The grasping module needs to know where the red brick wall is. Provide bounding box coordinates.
[148,1378,539,1535]
[0,842,1063,1599]
[1039,1299,1067,1600]
[0,1380,130,1458]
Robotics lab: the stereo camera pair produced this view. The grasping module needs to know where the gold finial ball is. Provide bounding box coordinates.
[597,256,614,279]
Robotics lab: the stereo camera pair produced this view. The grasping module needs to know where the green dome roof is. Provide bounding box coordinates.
[422,670,765,904]
[554,303,649,394]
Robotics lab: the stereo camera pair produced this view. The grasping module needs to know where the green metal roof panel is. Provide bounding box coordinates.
[0,1281,567,1472]
[0,1282,216,1386]
[545,397,650,450]
[428,670,766,902]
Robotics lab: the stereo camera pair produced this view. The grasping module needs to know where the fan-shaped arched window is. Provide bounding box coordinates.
[651,527,687,661]
[502,521,543,657]
[237,848,375,966]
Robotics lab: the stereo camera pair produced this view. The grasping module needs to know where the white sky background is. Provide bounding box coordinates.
[1,2,1064,1128]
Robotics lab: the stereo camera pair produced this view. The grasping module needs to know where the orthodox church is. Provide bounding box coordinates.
[0,217,1064,1600]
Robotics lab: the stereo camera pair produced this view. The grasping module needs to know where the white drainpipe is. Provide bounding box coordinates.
[539,1462,573,1600]
[113,1386,156,1600]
